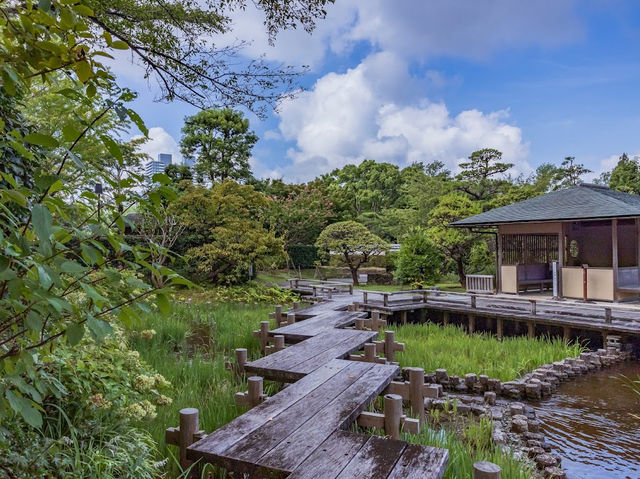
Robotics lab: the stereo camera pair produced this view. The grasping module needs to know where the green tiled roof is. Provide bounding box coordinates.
[452,184,640,227]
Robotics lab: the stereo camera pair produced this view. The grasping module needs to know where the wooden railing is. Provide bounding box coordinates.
[465,274,495,294]
[287,278,353,296]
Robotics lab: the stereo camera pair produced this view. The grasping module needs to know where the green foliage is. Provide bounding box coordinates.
[552,156,592,189]
[181,109,257,183]
[267,186,335,247]
[456,148,513,204]
[357,208,416,242]
[165,164,194,184]
[608,153,640,194]
[315,221,388,285]
[175,283,299,304]
[287,244,318,268]
[427,194,482,284]
[173,182,285,284]
[392,323,584,382]
[0,334,170,477]
[394,228,443,287]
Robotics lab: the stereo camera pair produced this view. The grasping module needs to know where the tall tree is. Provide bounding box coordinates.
[315,221,388,285]
[456,148,513,204]
[608,153,640,194]
[427,194,482,285]
[394,228,443,288]
[552,156,591,189]
[181,109,258,183]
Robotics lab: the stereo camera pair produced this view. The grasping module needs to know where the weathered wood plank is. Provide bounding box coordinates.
[292,331,378,374]
[187,359,352,460]
[334,435,407,479]
[386,444,449,479]
[287,430,369,479]
[220,361,377,471]
[257,362,400,472]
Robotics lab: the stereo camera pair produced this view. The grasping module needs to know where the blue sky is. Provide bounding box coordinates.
[114,0,640,182]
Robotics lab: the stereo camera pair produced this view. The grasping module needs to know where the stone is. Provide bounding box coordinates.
[525,382,542,400]
[424,373,436,383]
[510,402,525,416]
[527,419,541,433]
[479,374,489,385]
[527,446,545,458]
[490,407,503,421]
[523,432,544,441]
[457,403,471,414]
[484,391,496,405]
[464,373,477,388]
[511,418,528,434]
[435,369,448,383]
[544,467,567,479]
[449,375,460,386]
[455,383,469,393]
[470,404,486,416]
[535,453,559,469]
[540,381,552,396]
[424,384,442,398]
[526,439,542,448]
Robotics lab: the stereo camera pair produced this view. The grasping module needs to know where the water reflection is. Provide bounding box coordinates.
[532,361,640,479]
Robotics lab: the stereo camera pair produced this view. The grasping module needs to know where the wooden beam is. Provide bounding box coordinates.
[496,318,503,340]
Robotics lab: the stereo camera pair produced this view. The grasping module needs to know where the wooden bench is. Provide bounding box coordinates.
[516,263,553,293]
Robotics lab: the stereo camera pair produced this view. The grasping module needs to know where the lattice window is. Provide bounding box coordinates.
[501,234,558,265]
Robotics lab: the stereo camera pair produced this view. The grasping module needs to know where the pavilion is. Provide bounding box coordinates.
[452,183,640,302]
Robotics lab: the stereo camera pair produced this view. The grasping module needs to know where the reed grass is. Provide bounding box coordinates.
[392,323,584,382]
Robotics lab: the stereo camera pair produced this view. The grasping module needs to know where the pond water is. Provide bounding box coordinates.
[532,361,640,479]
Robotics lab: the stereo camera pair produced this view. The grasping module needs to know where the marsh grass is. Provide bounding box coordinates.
[128,302,277,476]
[392,323,583,381]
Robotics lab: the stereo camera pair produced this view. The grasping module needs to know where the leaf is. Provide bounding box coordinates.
[20,403,43,428]
[110,40,129,50]
[60,260,86,274]
[66,323,84,346]
[86,316,113,343]
[32,204,52,241]
[74,60,92,83]
[25,313,43,332]
[127,109,148,136]
[100,135,123,163]
[151,173,171,185]
[2,190,27,207]
[24,133,59,148]
[156,293,171,315]
[61,124,81,142]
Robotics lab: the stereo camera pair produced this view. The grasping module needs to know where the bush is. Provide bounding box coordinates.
[287,244,317,268]
[175,283,299,304]
[394,228,443,287]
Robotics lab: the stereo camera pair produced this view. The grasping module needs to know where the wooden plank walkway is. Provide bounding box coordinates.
[187,359,400,477]
[246,329,378,382]
[182,295,448,478]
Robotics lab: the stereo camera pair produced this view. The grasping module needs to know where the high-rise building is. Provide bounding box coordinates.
[145,153,172,181]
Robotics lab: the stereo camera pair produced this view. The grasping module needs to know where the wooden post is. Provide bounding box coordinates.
[400,311,408,325]
[384,394,403,440]
[363,291,368,304]
[612,218,619,301]
[265,335,285,355]
[179,408,199,470]
[470,294,477,309]
[355,318,365,330]
[527,322,535,339]
[497,230,503,293]
[293,301,299,310]
[235,348,247,371]
[407,367,425,423]
[287,312,296,325]
[529,299,537,315]
[350,343,385,364]
[604,307,612,324]
[383,293,389,307]
[496,318,503,340]
[468,315,475,334]
[563,326,571,343]
[473,461,501,479]
[582,264,588,302]
[235,376,266,408]
[385,330,398,363]
[422,291,428,303]
[349,284,353,295]
[443,311,450,326]
[253,321,270,354]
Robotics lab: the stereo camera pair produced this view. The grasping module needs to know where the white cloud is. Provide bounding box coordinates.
[134,127,183,164]
[274,52,530,181]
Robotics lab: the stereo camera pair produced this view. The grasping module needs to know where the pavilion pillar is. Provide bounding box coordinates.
[612,219,619,302]
[557,223,564,298]
[497,228,503,293]
[636,218,640,286]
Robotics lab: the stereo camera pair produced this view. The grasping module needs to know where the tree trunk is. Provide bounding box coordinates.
[456,257,466,288]
[350,267,359,286]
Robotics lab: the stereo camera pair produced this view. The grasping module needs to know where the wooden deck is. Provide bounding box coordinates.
[185,294,449,478]
[246,329,378,382]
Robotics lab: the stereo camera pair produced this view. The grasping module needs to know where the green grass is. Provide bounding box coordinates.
[392,323,584,381]
[128,302,277,476]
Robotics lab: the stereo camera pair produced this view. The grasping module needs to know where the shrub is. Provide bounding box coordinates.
[287,244,318,268]
[394,228,443,287]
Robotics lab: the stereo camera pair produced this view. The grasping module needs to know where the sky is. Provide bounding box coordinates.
[112,0,640,183]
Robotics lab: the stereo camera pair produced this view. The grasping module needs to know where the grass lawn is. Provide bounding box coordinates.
[128,296,572,477]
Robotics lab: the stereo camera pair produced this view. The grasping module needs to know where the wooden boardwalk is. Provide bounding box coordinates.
[184,295,449,478]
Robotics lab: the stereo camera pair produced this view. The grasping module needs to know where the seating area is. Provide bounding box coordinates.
[516,263,553,293]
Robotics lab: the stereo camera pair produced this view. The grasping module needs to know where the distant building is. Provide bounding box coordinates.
[145,153,172,181]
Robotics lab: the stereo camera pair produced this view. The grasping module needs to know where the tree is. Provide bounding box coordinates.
[172,181,285,284]
[608,153,640,194]
[315,221,388,285]
[165,164,194,184]
[427,194,482,285]
[552,156,591,189]
[267,186,335,248]
[456,148,513,204]
[394,228,443,288]
[181,109,257,183]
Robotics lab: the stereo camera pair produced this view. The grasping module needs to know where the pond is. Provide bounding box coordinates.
[532,361,640,479]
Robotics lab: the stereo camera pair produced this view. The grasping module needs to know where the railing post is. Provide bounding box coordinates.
[384,394,403,440]
[473,461,501,479]
[529,299,537,315]
[235,348,247,371]
[470,294,477,309]
[179,408,199,470]
[605,307,612,323]
[363,291,368,304]
[383,293,389,307]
